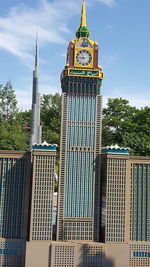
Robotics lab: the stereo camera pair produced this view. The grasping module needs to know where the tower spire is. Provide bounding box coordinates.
[29,32,42,150]
[76,0,90,38]
[35,31,39,70]
[81,0,86,27]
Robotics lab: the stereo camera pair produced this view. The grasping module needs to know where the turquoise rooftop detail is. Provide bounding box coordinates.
[32,141,57,151]
[102,144,130,155]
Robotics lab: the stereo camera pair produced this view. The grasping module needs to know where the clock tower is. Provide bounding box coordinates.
[57,0,104,242]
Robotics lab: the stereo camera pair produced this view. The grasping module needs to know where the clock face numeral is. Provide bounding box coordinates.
[76,50,92,66]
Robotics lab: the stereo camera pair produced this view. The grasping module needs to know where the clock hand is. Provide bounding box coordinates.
[78,56,85,59]
[81,51,85,57]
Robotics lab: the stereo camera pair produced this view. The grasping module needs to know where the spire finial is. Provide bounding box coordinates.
[81,0,86,27]
[35,29,39,70]
[76,0,90,38]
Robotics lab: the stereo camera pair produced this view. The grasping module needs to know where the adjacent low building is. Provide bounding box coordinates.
[0,150,31,267]
[29,142,57,242]
[25,142,57,266]
[101,145,150,244]
[0,144,57,267]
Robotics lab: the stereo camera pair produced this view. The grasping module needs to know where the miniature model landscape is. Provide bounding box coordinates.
[0,1,150,267]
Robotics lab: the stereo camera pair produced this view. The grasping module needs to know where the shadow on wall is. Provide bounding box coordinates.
[104,257,114,267]
[93,153,104,241]
[48,245,51,267]
[0,153,31,267]
[77,244,114,267]
[0,242,26,267]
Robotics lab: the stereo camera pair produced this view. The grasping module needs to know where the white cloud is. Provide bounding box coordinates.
[56,51,67,58]
[0,0,116,67]
[102,54,119,65]
[17,87,150,111]
[0,0,81,66]
[97,0,116,7]
[103,91,150,109]
[16,80,60,111]
[121,93,150,109]
[16,87,32,111]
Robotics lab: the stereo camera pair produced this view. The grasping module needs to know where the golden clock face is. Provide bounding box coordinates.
[76,50,92,66]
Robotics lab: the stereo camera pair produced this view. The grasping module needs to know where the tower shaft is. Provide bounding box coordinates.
[30,36,42,150]
[57,0,104,242]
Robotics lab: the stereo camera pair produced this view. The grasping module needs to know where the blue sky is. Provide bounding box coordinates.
[0,0,150,110]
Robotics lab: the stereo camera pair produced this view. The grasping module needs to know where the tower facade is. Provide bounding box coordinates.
[30,35,42,150]
[29,142,57,241]
[57,0,104,242]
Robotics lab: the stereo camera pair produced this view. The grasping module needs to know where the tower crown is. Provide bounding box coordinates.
[76,0,90,38]
[35,32,39,71]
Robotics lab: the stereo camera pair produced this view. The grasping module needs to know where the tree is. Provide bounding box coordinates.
[0,82,30,151]
[124,106,150,156]
[103,98,137,146]
[132,107,150,136]
[41,93,61,166]
[0,81,18,122]
[122,132,150,156]
[0,120,29,151]
[103,98,150,156]
[0,83,149,157]
[41,93,61,142]
[16,110,31,126]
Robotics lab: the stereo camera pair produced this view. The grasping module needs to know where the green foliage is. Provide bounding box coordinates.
[0,81,18,122]
[16,110,31,126]
[0,81,149,157]
[122,132,150,156]
[103,98,137,143]
[0,82,30,151]
[41,93,61,165]
[0,85,61,152]
[103,98,150,156]
[0,120,29,151]
[41,93,61,144]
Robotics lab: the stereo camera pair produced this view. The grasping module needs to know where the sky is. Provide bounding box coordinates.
[0,0,150,110]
